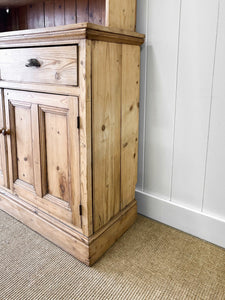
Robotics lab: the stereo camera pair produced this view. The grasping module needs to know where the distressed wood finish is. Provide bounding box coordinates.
[0,45,78,86]
[106,0,137,31]
[4,89,81,227]
[92,41,121,232]
[121,45,140,209]
[0,2,144,265]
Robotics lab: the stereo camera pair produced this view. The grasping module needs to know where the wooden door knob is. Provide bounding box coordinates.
[0,128,3,134]
[2,129,10,136]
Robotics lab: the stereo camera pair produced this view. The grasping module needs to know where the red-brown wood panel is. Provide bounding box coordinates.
[9,8,19,30]
[65,0,76,25]
[1,0,107,31]
[77,0,89,23]
[54,0,65,26]
[45,0,54,27]
[89,0,105,25]
[0,10,7,31]
[27,3,44,29]
[17,6,27,30]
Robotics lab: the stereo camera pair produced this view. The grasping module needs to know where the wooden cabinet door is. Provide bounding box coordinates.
[0,90,9,188]
[4,89,81,228]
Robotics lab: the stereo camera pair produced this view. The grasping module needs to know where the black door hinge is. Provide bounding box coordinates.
[77,116,80,129]
[79,204,82,216]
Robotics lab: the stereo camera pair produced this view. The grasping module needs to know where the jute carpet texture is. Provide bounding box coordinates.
[0,209,225,300]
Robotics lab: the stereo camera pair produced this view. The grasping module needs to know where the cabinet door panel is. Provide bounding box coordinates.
[15,105,34,185]
[45,110,69,202]
[4,90,81,229]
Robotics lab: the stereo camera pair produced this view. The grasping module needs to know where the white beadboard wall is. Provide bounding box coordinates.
[136,0,225,248]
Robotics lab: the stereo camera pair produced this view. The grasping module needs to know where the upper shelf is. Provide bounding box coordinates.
[0,0,137,32]
[0,0,39,7]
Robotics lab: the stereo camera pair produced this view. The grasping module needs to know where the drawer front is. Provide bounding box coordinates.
[0,45,78,86]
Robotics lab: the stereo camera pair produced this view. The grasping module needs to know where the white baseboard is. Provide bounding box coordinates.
[135,189,225,249]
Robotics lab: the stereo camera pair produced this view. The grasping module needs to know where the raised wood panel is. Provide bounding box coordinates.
[171,0,218,210]
[14,105,34,185]
[4,89,81,228]
[45,111,69,202]
[92,41,121,232]
[0,45,78,86]
[121,44,140,209]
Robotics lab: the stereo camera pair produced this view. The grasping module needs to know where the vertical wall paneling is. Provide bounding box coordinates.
[2,0,107,30]
[143,0,181,199]
[203,0,225,219]
[9,9,19,31]
[136,0,148,190]
[89,0,105,25]
[135,0,225,248]
[77,0,89,23]
[45,0,55,27]
[65,0,77,25]
[27,3,44,29]
[171,0,219,210]
[18,6,27,30]
[54,0,65,26]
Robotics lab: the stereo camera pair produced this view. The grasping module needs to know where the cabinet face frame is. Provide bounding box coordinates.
[0,89,9,188]
[3,89,82,230]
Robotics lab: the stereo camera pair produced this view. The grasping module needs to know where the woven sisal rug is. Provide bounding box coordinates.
[1,209,225,299]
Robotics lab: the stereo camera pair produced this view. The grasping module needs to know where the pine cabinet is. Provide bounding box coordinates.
[0,1,144,266]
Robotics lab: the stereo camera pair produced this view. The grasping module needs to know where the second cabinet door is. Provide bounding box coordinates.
[4,89,81,228]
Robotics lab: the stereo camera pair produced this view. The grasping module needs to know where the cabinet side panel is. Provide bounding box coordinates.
[106,0,136,31]
[121,45,140,209]
[92,41,122,232]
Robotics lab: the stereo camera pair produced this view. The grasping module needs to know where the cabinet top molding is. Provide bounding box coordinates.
[0,22,145,48]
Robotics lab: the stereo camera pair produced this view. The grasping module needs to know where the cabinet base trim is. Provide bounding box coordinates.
[0,191,137,266]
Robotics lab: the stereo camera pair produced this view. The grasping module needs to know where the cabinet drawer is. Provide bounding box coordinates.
[0,45,78,86]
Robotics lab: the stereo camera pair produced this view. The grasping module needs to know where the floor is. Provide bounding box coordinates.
[0,209,225,299]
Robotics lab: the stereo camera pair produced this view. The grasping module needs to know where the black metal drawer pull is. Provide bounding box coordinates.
[25,58,41,68]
